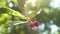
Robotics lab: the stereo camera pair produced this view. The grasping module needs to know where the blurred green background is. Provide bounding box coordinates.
[0,0,60,34]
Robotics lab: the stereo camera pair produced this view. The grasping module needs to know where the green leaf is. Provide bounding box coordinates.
[0,13,10,25]
[0,6,26,25]
[12,11,26,20]
[0,6,13,14]
[0,0,7,6]
[0,6,26,20]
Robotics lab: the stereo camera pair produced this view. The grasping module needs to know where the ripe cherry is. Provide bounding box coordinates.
[34,21,39,27]
[29,21,39,28]
[29,22,34,28]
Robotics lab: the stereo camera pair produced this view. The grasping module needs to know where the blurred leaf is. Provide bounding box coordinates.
[1,25,6,34]
[0,0,7,6]
[0,6,13,14]
[20,30,25,34]
[12,11,26,20]
[11,0,18,5]
[13,21,28,26]
[0,6,26,20]
[27,9,42,19]
[0,13,10,25]
[0,6,27,25]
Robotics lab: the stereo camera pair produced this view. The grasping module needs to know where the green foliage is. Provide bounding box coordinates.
[0,6,26,25]
[0,13,10,25]
[0,0,60,34]
[0,0,7,6]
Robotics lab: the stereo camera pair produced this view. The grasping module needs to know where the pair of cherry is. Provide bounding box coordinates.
[29,21,39,28]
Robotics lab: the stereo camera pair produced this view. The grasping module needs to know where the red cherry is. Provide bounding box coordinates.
[29,21,39,28]
[29,22,34,28]
[34,21,39,26]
